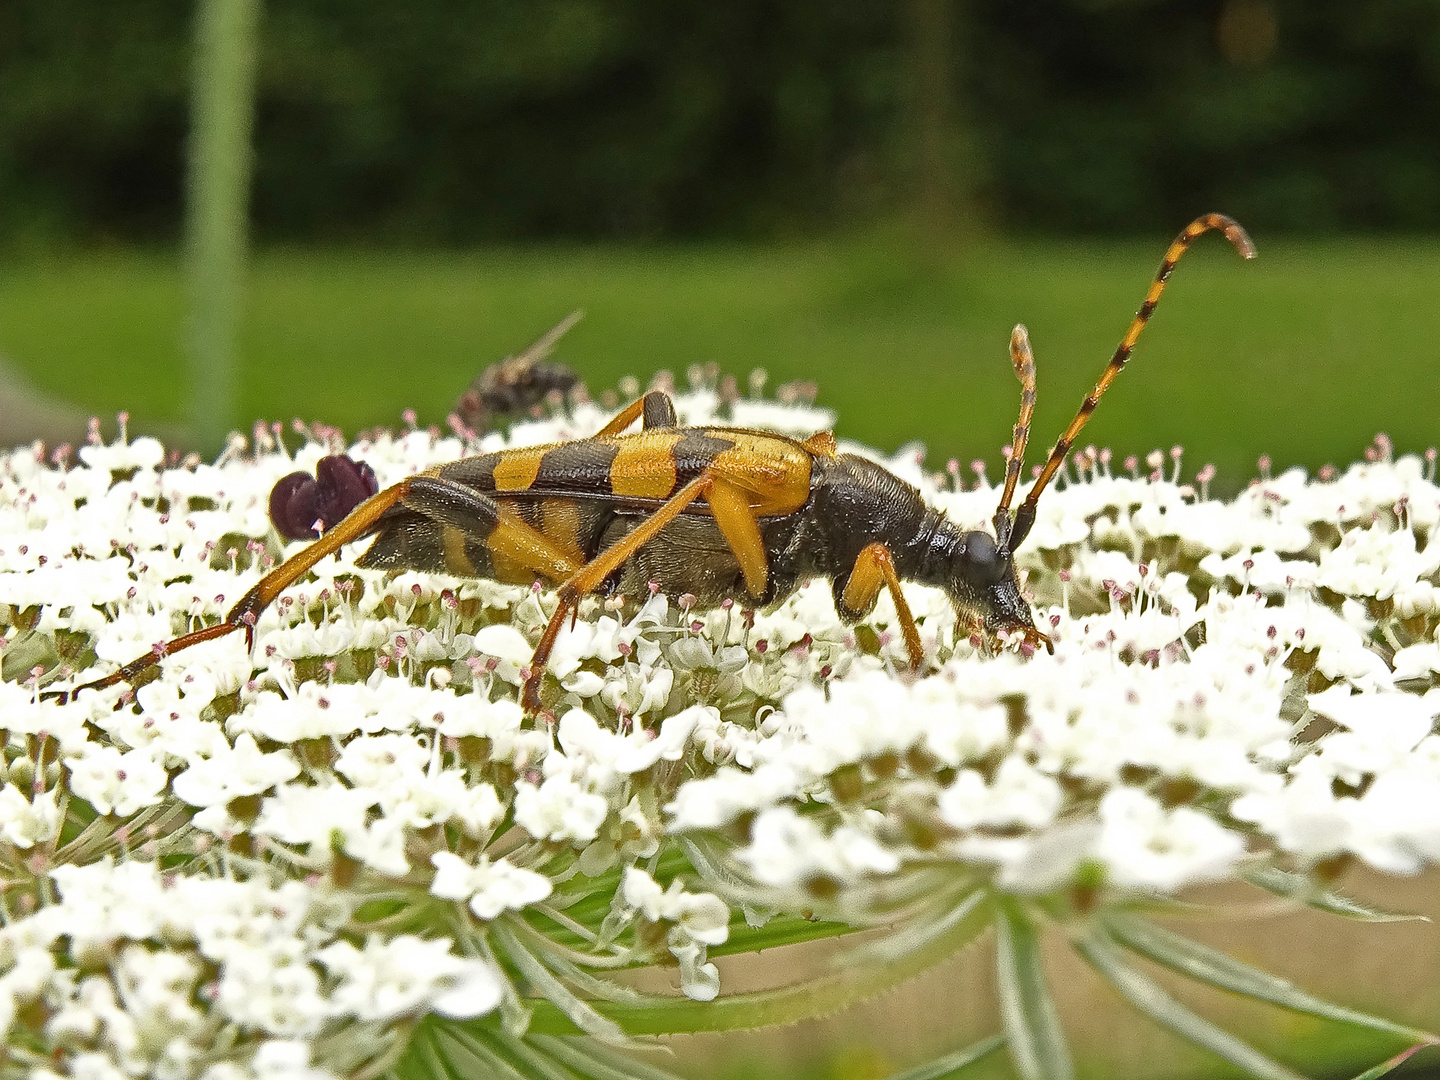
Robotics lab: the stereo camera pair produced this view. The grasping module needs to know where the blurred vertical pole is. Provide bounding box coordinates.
[908,0,983,240]
[184,0,262,451]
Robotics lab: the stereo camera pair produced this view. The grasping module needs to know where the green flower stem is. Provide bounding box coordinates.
[878,1032,1007,1080]
[1347,1043,1437,1080]
[185,0,262,449]
[995,898,1073,1080]
[532,1033,692,1080]
[491,921,625,1043]
[1104,913,1440,1045]
[1075,929,1305,1080]
[1242,866,1425,923]
[706,915,858,958]
[520,890,995,1036]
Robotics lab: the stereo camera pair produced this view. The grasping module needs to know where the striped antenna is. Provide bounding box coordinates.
[993,323,1037,548]
[1008,213,1255,549]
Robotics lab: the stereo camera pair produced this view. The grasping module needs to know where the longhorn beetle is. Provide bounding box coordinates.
[61,214,1254,713]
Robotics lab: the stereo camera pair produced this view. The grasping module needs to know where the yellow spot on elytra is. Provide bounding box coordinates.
[492,446,547,492]
[610,432,682,499]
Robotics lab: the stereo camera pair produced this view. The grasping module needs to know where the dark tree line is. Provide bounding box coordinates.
[3,0,1438,243]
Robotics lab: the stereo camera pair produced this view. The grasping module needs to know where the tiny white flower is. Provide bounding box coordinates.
[621,868,730,946]
[317,935,502,1022]
[1344,766,1440,873]
[578,794,660,875]
[429,958,506,1020]
[1307,686,1439,780]
[471,623,535,683]
[78,436,165,474]
[65,745,167,818]
[1391,641,1440,682]
[1097,788,1247,891]
[345,816,411,877]
[215,944,327,1037]
[669,937,721,1002]
[333,733,429,789]
[937,757,1063,832]
[514,773,609,844]
[172,734,300,808]
[251,1040,341,1080]
[430,851,553,919]
[739,807,901,889]
[0,784,61,848]
[254,780,373,857]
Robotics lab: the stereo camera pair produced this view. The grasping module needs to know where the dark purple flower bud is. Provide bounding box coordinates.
[269,455,379,540]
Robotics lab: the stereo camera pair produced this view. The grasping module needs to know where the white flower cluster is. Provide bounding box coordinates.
[10,858,498,1080]
[676,441,1440,912]
[0,379,1435,1076]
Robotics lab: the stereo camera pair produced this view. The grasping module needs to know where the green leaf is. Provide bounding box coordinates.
[1105,913,1438,1044]
[994,898,1073,1080]
[1242,866,1426,923]
[840,885,986,970]
[432,1024,529,1080]
[491,922,626,1043]
[879,1032,1007,1080]
[522,888,993,1036]
[533,1034,692,1080]
[471,1027,583,1080]
[707,914,856,957]
[1075,929,1306,1080]
[1345,1043,1435,1080]
[417,1029,477,1080]
[401,1021,694,1080]
[526,948,658,1005]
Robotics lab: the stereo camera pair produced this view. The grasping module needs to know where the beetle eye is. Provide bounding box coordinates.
[960,530,1005,585]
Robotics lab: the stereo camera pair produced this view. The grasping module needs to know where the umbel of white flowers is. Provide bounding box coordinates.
[0,376,1436,1080]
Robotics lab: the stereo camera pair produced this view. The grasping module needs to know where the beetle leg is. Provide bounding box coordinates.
[703,477,769,598]
[524,470,714,712]
[837,542,924,670]
[51,478,414,701]
[60,475,582,703]
[593,389,678,436]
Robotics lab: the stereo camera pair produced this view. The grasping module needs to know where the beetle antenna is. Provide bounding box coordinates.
[1008,213,1255,549]
[993,323,1036,550]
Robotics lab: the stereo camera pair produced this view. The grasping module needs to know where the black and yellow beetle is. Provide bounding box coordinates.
[64,214,1253,713]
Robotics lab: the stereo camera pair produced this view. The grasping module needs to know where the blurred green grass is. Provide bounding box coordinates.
[2,234,1438,486]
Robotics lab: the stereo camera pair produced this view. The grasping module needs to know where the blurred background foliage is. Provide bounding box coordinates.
[6,0,1440,244]
[0,0,1438,475]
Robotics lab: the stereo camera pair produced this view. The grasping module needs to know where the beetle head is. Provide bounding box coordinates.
[947,523,1050,653]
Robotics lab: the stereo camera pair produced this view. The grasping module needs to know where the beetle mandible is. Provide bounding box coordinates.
[63,213,1254,713]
